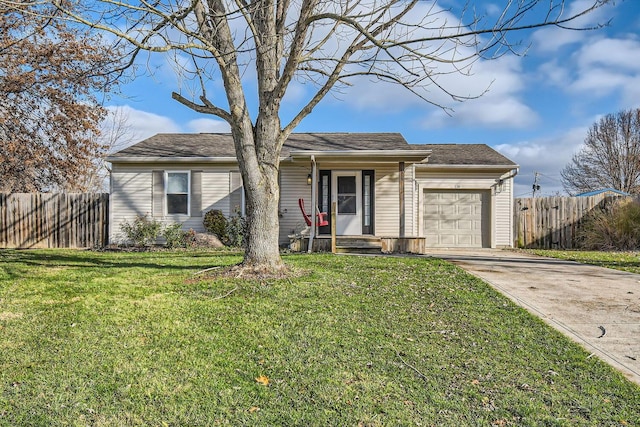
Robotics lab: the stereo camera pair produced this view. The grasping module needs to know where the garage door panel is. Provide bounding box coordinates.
[458,220,473,230]
[441,219,457,230]
[440,205,456,215]
[457,235,472,246]
[423,190,489,248]
[458,205,472,215]
[424,204,439,215]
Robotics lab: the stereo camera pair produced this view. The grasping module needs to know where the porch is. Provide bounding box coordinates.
[288,235,427,255]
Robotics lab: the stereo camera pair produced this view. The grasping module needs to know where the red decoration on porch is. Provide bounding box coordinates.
[298,198,329,227]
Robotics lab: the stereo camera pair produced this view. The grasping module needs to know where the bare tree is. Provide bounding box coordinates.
[561,109,640,195]
[81,107,139,192]
[8,0,610,272]
[0,2,120,193]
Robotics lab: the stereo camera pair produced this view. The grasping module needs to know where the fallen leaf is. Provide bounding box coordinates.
[255,375,270,386]
[472,379,480,385]
[249,406,260,413]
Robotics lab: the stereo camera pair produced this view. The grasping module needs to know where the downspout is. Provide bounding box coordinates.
[399,162,405,238]
[308,155,317,253]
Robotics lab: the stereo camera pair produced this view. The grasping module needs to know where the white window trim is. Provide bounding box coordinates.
[165,170,191,216]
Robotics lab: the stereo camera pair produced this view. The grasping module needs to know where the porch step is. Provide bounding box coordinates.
[335,236,382,254]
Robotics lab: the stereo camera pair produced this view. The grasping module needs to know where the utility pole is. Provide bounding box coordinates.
[532,172,541,197]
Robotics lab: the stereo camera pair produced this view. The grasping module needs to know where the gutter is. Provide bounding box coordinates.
[106,156,239,163]
[414,163,519,170]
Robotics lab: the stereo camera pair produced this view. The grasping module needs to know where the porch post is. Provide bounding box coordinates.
[307,155,317,253]
[399,162,405,237]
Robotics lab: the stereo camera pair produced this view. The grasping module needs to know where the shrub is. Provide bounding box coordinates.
[184,229,197,248]
[163,223,186,249]
[227,209,247,248]
[203,210,228,241]
[120,214,162,247]
[578,198,640,250]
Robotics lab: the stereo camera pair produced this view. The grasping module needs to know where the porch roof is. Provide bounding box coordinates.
[287,149,432,163]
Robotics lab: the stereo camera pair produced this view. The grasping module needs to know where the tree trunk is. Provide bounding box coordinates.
[242,164,284,272]
[232,114,285,274]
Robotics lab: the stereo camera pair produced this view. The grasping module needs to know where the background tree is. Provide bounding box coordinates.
[12,0,610,273]
[0,2,119,192]
[81,107,138,192]
[561,109,640,195]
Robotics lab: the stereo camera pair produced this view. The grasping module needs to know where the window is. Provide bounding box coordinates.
[337,175,357,215]
[166,171,190,215]
[321,174,330,213]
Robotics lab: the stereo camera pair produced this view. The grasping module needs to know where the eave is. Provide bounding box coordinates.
[287,149,432,163]
[415,163,519,172]
[106,156,239,163]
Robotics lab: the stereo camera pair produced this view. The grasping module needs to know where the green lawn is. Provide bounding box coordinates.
[0,250,638,426]
[528,249,640,274]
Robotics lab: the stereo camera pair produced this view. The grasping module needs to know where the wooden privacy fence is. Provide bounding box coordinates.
[0,193,109,249]
[514,194,625,249]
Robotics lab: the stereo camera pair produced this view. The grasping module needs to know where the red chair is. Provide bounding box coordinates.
[298,198,328,227]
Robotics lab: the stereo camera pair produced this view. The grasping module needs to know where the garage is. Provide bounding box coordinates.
[423,190,489,248]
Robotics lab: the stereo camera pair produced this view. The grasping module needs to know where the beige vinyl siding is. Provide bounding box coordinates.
[494,174,514,247]
[372,165,400,236]
[405,165,416,236]
[201,170,236,216]
[110,163,237,243]
[110,168,153,242]
[279,165,312,244]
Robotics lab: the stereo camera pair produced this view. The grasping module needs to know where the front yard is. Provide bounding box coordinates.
[529,249,640,274]
[0,250,638,425]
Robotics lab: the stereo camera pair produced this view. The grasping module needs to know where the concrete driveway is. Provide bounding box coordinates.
[423,249,640,386]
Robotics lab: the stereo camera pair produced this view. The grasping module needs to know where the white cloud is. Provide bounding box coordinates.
[537,60,570,87]
[535,34,640,109]
[531,0,612,53]
[341,55,534,129]
[484,3,503,17]
[419,55,537,129]
[426,97,537,129]
[569,68,632,96]
[104,106,231,152]
[495,126,589,196]
[576,37,640,71]
[105,105,181,148]
[186,118,231,133]
[567,37,640,98]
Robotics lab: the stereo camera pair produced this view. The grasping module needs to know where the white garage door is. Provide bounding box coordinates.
[423,190,489,248]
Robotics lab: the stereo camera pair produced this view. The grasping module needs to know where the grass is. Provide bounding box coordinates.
[0,249,638,426]
[528,249,640,274]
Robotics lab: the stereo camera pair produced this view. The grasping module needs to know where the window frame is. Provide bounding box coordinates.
[165,170,191,216]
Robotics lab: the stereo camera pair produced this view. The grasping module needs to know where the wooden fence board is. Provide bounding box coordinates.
[514,194,625,249]
[0,193,109,249]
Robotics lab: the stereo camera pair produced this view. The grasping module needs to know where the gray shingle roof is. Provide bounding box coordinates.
[108,133,517,167]
[411,144,517,166]
[109,133,410,159]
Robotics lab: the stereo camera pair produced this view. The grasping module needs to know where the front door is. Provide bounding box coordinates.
[333,171,361,235]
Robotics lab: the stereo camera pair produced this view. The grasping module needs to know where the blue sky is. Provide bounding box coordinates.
[105,0,640,197]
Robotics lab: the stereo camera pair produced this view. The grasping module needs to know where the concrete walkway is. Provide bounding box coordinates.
[423,249,640,386]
